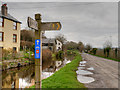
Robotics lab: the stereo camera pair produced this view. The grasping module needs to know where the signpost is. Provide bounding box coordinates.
[28,14,61,89]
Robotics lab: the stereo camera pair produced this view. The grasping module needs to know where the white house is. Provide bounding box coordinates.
[42,38,62,52]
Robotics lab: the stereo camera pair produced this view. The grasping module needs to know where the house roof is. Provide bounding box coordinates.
[0,12,21,23]
[42,38,55,44]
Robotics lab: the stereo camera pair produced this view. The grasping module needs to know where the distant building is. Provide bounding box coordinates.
[0,4,21,52]
[42,38,62,52]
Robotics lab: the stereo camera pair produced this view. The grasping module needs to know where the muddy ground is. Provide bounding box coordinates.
[81,53,119,88]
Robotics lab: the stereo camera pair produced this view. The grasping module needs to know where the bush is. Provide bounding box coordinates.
[42,49,52,61]
[106,47,111,57]
[66,50,77,56]
[10,63,14,66]
[24,51,34,59]
[91,48,97,55]
[25,60,29,63]
[115,48,118,58]
[42,49,53,70]
[56,50,64,60]
[2,49,28,60]
[2,49,13,60]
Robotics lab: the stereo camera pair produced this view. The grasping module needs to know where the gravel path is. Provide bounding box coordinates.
[81,53,119,88]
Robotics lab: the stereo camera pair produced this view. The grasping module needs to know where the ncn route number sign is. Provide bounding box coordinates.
[35,39,41,59]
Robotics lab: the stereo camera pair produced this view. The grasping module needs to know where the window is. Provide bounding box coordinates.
[0,17,4,27]
[49,47,52,50]
[13,47,16,52]
[13,34,17,43]
[0,32,4,41]
[58,47,61,50]
[42,43,48,46]
[13,22,17,30]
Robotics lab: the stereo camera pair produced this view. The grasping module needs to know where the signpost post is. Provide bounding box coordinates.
[28,13,61,89]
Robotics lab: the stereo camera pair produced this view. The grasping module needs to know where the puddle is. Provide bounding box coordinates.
[78,67,85,70]
[77,59,95,84]
[42,72,54,79]
[77,75,95,84]
[76,70,93,75]
[19,78,31,88]
[87,67,94,70]
[80,61,87,64]
[63,59,71,65]
[79,64,86,67]
[66,60,71,64]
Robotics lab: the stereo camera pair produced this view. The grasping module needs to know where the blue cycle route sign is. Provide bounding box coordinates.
[35,39,41,59]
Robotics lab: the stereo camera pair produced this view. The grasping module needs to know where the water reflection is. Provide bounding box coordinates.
[2,55,73,88]
[2,65,35,88]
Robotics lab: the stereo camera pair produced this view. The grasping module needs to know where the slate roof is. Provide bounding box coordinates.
[0,12,21,23]
[42,38,55,44]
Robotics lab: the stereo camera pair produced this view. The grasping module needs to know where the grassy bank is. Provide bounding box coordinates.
[90,54,120,62]
[30,52,86,88]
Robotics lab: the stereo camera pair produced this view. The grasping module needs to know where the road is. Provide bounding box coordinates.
[81,53,119,88]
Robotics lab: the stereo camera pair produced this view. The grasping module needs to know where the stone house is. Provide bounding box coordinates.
[0,4,21,52]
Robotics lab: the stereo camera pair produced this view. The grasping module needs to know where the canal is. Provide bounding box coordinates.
[2,56,74,88]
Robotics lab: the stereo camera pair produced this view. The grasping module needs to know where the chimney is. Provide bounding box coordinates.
[1,3,8,16]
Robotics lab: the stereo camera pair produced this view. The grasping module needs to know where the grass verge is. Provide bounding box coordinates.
[90,54,120,62]
[30,52,86,88]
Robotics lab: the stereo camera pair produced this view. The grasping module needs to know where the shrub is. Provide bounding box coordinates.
[24,51,34,59]
[66,50,77,56]
[2,49,26,60]
[2,49,13,60]
[115,48,118,58]
[42,49,53,70]
[25,60,29,63]
[10,63,14,66]
[56,50,64,60]
[106,47,111,57]
[92,48,97,55]
[42,49,52,61]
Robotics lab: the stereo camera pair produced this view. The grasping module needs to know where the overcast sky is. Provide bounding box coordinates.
[0,1,118,48]
[0,0,119,2]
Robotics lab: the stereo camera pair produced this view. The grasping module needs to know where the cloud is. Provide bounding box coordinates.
[0,2,118,48]
[0,0,119,2]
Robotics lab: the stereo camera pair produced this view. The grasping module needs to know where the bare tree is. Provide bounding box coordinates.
[103,40,112,57]
[78,41,84,52]
[55,34,67,44]
[103,40,112,49]
[65,41,78,50]
[85,44,92,53]
[20,29,35,50]
[21,29,35,42]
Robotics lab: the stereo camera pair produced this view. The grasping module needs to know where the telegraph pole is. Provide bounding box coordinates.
[35,14,42,88]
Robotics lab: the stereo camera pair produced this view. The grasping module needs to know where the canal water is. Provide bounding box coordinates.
[2,56,74,88]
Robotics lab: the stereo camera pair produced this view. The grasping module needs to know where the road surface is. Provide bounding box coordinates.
[81,53,119,88]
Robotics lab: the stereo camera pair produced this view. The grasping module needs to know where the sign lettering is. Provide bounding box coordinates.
[41,22,61,31]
